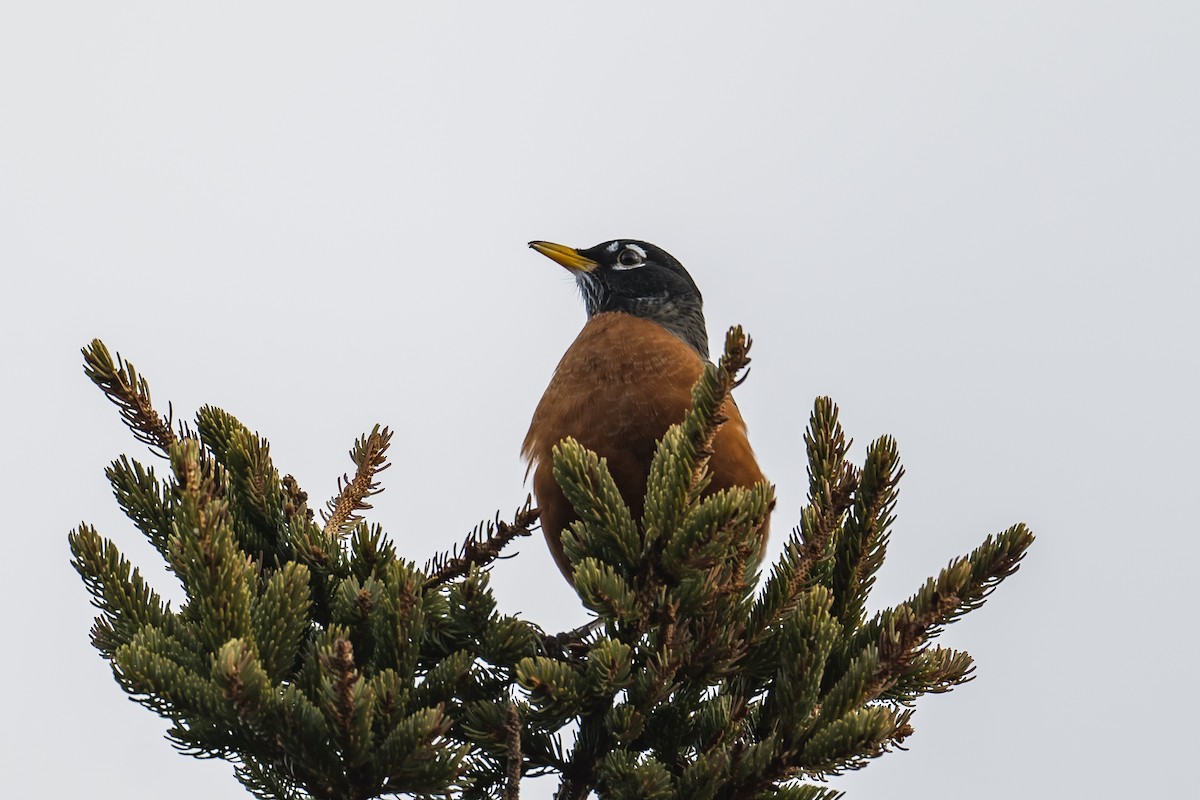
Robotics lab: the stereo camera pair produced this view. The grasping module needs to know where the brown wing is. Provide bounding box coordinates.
[524,312,768,581]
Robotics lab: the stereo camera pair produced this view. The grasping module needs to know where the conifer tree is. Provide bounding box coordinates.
[70,330,1033,799]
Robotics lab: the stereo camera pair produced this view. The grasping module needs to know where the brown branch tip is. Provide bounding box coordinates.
[322,425,393,536]
[81,339,177,456]
[720,326,752,389]
[423,501,539,589]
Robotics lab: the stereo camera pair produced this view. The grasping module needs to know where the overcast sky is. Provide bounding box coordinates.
[2,3,1196,798]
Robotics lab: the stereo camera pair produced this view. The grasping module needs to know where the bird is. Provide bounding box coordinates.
[523,238,768,583]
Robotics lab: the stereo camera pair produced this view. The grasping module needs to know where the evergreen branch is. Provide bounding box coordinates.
[571,559,640,625]
[551,607,691,800]
[251,562,313,682]
[317,636,376,794]
[67,523,176,658]
[748,499,850,644]
[552,440,642,580]
[410,650,473,715]
[641,327,758,600]
[882,646,976,704]
[759,585,839,744]
[423,501,539,589]
[327,637,359,740]
[749,400,857,641]
[805,397,852,505]
[233,755,303,800]
[644,328,754,530]
[691,326,754,487]
[375,704,460,793]
[322,425,393,537]
[800,398,858,594]
[907,523,1034,639]
[112,625,222,723]
[554,715,606,800]
[665,484,773,580]
[168,439,256,652]
[760,785,844,800]
[863,524,1034,700]
[195,406,287,556]
[798,706,914,776]
[358,561,426,676]
[516,657,588,727]
[584,639,635,698]
[82,339,176,456]
[349,523,399,583]
[213,638,272,720]
[787,494,853,606]
[831,435,902,627]
[814,645,880,735]
[106,456,174,559]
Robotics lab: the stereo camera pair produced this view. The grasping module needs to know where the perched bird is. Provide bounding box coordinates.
[523,239,768,582]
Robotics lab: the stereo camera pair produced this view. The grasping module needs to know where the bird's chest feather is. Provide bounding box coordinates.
[524,314,704,462]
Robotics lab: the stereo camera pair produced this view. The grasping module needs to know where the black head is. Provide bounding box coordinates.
[528,239,710,358]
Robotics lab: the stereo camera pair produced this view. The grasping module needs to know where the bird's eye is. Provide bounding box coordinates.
[616,248,644,269]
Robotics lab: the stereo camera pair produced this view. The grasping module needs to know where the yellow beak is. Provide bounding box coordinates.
[528,240,599,273]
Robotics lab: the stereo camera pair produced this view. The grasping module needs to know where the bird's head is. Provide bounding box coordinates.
[528,239,710,358]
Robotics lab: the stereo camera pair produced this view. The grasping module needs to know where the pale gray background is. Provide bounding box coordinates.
[2,3,1196,798]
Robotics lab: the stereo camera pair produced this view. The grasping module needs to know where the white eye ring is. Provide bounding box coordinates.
[614,248,644,270]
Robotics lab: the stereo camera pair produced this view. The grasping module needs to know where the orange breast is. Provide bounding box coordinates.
[523,312,767,581]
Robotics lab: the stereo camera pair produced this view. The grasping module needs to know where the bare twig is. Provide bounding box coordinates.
[504,702,522,800]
